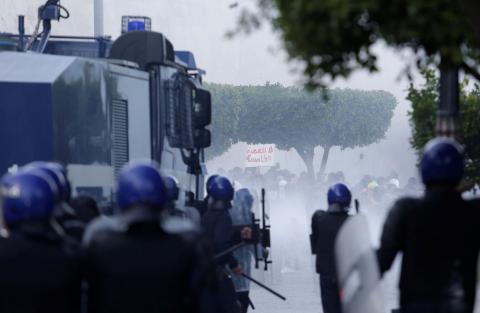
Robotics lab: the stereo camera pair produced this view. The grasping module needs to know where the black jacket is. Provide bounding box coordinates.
[201,201,239,269]
[311,208,349,276]
[0,222,82,313]
[377,189,480,309]
[83,206,216,313]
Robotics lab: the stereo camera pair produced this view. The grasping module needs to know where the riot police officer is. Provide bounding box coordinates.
[201,175,246,313]
[202,176,241,272]
[197,174,219,216]
[164,175,185,218]
[377,138,480,313]
[230,188,257,313]
[83,162,216,313]
[311,183,352,313]
[0,171,82,313]
[164,175,201,225]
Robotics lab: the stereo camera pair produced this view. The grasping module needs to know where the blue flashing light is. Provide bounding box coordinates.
[128,20,146,32]
[121,16,152,34]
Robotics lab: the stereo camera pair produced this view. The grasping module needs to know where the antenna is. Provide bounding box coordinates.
[94,0,104,37]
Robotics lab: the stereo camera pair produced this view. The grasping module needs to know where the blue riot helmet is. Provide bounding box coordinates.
[206,174,219,195]
[209,176,234,202]
[327,183,352,208]
[420,137,464,186]
[1,172,57,226]
[163,175,180,203]
[45,162,71,201]
[23,161,71,202]
[116,162,167,211]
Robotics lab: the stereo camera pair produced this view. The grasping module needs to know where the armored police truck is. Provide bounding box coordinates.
[0,2,211,209]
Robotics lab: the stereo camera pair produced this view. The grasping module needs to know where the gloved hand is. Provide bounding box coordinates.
[262,248,269,260]
[241,227,252,240]
[232,265,243,275]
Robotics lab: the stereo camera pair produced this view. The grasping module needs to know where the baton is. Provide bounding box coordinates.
[248,297,255,310]
[241,273,287,301]
[214,242,248,260]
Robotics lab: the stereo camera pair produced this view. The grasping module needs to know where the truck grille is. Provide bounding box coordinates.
[111,99,129,177]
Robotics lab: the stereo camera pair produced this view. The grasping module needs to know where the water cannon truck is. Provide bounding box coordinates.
[0,0,212,210]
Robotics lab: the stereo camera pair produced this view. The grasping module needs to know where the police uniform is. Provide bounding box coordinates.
[311,206,349,313]
[378,191,480,313]
[0,171,82,313]
[230,189,258,313]
[202,200,241,313]
[0,223,81,313]
[83,207,215,313]
[311,183,352,313]
[377,138,480,313]
[83,163,216,313]
[201,176,243,313]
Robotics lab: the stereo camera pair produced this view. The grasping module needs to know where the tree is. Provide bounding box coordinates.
[408,69,480,183]
[233,0,480,88]
[204,83,243,159]
[206,83,396,179]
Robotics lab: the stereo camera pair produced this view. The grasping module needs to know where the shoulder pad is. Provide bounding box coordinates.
[82,216,126,247]
[388,197,422,217]
[161,216,199,235]
[393,196,421,208]
[312,209,327,218]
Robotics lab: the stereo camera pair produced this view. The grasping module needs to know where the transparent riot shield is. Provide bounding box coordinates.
[334,214,384,313]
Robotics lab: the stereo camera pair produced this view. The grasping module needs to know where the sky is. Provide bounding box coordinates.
[0,0,421,184]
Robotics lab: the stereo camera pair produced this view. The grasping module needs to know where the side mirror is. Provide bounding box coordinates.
[182,80,211,149]
[165,75,212,150]
[192,87,211,148]
[194,129,211,149]
[193,88,211,128]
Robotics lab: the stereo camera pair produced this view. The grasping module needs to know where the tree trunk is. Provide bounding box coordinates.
[436,65,460,138]
[297,147,315,181]
[318,145,331,177]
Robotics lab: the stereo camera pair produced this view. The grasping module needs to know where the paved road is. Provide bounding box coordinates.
[250,270,322,313]
[248,194,400,313]
[249,265,400,313]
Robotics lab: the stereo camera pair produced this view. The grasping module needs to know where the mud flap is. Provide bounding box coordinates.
[334,214,384,313]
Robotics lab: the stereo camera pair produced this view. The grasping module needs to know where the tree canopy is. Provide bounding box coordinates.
[232,0,480,88]
[206,83,396,178]
[408,70,480,183]
[205,84,243,158]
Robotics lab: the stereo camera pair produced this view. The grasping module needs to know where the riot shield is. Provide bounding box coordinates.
[334,214,384,313]
[474,252,480,313]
